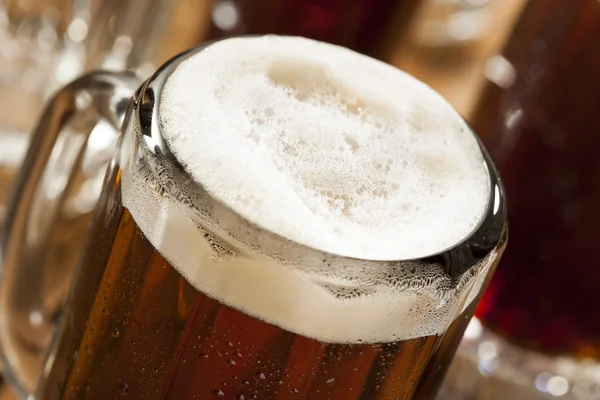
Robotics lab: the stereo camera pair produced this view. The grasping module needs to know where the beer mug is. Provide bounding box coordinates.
[0,36,507,399]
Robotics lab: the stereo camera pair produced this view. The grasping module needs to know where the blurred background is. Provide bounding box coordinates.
[4,0,600,399]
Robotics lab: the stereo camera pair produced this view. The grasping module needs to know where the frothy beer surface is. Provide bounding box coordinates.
[123,36,494,343]
[160,36,489,260]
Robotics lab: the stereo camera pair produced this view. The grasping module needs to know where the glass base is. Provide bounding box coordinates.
[439,318,600,400]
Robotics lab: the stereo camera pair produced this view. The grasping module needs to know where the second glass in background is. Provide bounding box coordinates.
[442,0,600,398]
[208,0,423,58]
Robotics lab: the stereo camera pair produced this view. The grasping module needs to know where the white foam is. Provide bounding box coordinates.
[159,36,489,260]
[120,36,498,343]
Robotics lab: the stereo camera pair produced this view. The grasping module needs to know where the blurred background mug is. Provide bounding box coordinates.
[441,1,600,399]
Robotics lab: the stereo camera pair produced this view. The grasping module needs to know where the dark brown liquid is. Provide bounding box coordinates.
[208,0,422,59]
[473,0,600,358]
[38,168,479,400]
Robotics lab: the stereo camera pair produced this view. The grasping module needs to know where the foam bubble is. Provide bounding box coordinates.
[120,36,497,343]
[159,36,489,260]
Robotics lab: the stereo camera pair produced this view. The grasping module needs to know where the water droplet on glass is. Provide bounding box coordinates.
[226,359,237,366]
[326,378,336,385]
[254,372,266,380]
[112,327,120,338]
[118,382,129,396]
[210,389,225,397]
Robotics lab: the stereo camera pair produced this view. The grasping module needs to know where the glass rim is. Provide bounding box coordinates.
[127,37,507,278]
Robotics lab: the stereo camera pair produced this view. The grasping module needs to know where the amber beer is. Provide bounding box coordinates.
[39,204,485,399]
[37,37,505,399]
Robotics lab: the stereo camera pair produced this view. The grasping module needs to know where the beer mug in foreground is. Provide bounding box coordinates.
[0,36,506,399]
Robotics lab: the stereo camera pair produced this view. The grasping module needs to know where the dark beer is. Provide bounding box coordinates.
[36,36,505,399]
[208,0,423,58]
[473,0,600,358]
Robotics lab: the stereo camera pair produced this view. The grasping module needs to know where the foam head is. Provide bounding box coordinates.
[121,36,498,343]
[159,36,490,260]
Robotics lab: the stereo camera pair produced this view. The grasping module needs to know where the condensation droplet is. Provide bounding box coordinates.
[118,382,129,396]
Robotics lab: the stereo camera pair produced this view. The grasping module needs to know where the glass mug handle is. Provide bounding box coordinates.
[0,71,140,397]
